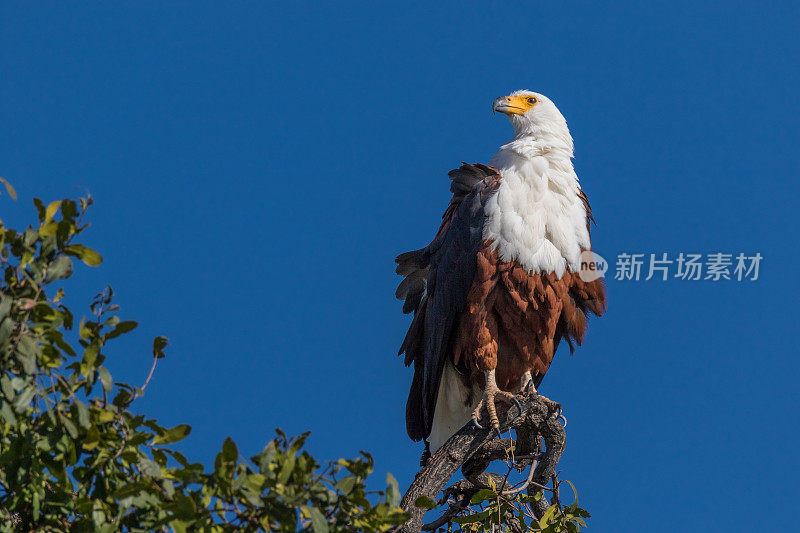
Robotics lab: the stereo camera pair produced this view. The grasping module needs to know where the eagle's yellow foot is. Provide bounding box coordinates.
[471,370,521,431]
[520,372,560,409]
[536,394,561,412]
[519,372,566,425]
[532,392,566,427]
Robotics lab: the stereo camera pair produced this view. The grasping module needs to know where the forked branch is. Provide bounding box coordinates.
[397,394,566,533]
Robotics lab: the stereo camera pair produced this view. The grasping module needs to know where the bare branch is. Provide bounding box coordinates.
[397,394,566,533]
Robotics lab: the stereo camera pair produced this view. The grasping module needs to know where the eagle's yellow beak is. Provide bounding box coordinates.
[492,94,538,116]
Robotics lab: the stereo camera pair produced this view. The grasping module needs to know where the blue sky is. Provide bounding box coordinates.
[2,1,799,530]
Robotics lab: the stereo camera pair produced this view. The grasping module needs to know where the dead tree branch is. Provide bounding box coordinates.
[397,394,566,533]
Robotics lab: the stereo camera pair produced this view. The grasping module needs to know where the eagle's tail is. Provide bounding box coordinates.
[405,359,425,442]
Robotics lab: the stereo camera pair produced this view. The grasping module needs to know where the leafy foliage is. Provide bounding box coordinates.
[0,190,406,531]
[455,477,590,533]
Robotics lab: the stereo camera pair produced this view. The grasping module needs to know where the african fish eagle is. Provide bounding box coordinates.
[395,90,607,452]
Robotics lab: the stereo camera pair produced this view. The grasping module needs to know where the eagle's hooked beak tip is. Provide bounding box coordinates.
[492,96,504,115]
[492,96,514,116]
[493,95,526,117]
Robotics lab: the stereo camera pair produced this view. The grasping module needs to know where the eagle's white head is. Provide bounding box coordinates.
[492,90,573,154]
[486,89,587,280]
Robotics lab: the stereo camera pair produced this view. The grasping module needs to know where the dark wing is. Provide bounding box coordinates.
[395,163,501,442]
[578,188,596,234]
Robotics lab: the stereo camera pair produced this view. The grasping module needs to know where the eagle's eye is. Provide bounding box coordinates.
[527,97,538,105]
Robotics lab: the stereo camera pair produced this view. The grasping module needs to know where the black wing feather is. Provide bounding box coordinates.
[395,163,501,441]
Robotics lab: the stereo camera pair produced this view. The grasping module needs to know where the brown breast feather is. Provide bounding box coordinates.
[451,244,607,391]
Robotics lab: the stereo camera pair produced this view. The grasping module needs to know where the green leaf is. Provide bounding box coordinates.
[105,320,138,340]
[98,367,113,392]
[306,506,329,533]
[277,453,295,484]
[453,509,491,524]
[17,337,40,374]
[335,476,356,495]
[0,401,17,425]
[83,426,100,450]
[64,244,103,266]
[0,295,12,321]
[386,472,400,507]
[60,412,79,439]
[61,198,77,218]
[564,478,578,507]
[113,483,149,499]
[74,400,90,429]
[95,408,115,424]
[0,177,17,200]
[81,345,99,376]
[39,221,59,236]
[33,197,45,220]
[222,437,238,462]
[45,200,62,222]
[541,504,559,527]
[47,255,74,281]
[171,521,189,533]
[79,318,92,339]
[152,424,192,445]
[413,496,437,510]
[0,375,14,401]
[14,386,36,409]
[153,335,169,359]
[112,389,131,407]
[173,492,196,517]
[0,319,14,346]
[138,458,163,479]
[470,488,497,504]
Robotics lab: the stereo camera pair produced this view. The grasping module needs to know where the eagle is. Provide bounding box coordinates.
[395,90,607,452]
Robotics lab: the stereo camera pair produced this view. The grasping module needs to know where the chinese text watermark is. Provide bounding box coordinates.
[613,252,762,281]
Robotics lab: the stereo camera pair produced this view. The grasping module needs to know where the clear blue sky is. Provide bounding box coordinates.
[2,2,798,530]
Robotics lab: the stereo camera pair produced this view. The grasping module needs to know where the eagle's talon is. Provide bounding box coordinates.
[535,396,566,426]
[471,417,486,430]
[524,379,535,395]
[471,382,519,430]
[535,393,561,413]
[510,395,523,417]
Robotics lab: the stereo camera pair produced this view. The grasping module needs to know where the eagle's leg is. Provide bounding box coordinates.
[520,370,535,394]
[520,370,562,413]
[471,369,519,430]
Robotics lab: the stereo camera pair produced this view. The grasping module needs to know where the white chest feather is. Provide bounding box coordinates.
[485,147,590,278]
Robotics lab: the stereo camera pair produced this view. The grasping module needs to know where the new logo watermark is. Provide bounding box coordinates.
[579,250,608,282]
